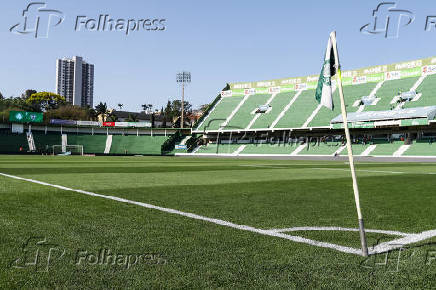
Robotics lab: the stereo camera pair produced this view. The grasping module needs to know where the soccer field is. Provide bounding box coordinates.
[1,155,435,288]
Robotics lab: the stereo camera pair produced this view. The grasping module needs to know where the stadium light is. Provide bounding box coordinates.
[176,71,191,129]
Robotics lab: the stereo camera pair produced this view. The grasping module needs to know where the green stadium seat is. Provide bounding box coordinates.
[240,143,297,155]
[298,142,341,155]
[226,94,271,130]
[369,140,404,156]
[403,74,436,109]
[196,144,242,154]
[363,77,419,112]
[275,90,318,128]
[250,92,296,129]
[403,140,436,156]
[197,96,244,131]
[309,82,377,127]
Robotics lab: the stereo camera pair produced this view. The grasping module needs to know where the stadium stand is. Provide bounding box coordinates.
[274,90,318,128]
[368,140,405,156]
[309,82,378,127]
[226,94,271,129]
[240,143,298,155]
[363,77,420,111]
[403,140,436,156]
[404,74,436,108]
[339,143,370,156]
[196,96,244,131]
[298,142,341,155]
[196,143,242,154]
[183,56,436,158]
[250,91,297,129]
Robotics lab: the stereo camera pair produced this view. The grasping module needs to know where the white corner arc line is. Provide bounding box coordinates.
[269,226,413,237]
[0,172,362,256]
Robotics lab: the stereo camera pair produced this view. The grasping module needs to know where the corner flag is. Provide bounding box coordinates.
[321,31,369,257]
[315,32,336,110]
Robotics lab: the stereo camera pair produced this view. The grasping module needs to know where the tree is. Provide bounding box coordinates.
[23,89,37,99]
[127,113,138,122]
[0,91,4,100]
[44,105,91,121]
[94,102,110,121]
[164,101,172,118]
[141,104,148,112]
[118,103,123,110]
[95,102,108,116]
[25,92,66,112]
[106,114,118,122]
[199,104,210,113]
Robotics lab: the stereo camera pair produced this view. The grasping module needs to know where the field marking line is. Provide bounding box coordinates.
[2,172,433,257]
[268,226,413,237]
[239,165,406,174]
[239,164,287,169]
[311,167,405,174]
[0,172,362,256]
[370,230,436,255]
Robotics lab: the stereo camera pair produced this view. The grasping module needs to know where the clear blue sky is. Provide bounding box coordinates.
[0,0,435,111]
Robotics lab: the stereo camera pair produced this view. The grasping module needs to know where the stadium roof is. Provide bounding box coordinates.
[331,106,436,124]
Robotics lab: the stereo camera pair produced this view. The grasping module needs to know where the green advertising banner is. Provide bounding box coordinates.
[9,111,43,123]
[228,56,436,92]
[332,122,375,129]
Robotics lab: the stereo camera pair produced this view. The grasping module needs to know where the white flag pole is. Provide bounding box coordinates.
[330,31,368,257]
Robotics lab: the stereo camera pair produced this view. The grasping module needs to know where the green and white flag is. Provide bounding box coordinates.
[315,33,337,110]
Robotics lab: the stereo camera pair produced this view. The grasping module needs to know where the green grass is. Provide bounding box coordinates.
[0,155,435,288]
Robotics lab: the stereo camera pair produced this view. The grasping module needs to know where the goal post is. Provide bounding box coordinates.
[52,145,84,156]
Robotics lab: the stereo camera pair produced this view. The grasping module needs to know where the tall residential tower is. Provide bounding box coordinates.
[56,56,94,107]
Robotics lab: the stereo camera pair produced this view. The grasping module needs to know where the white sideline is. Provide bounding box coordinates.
[0,172,361,256]
[311,167,405,174]
[3,172,434,257]
[371,230,436,254]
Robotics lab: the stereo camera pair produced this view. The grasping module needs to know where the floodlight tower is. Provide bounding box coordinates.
[176,71,191,128]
